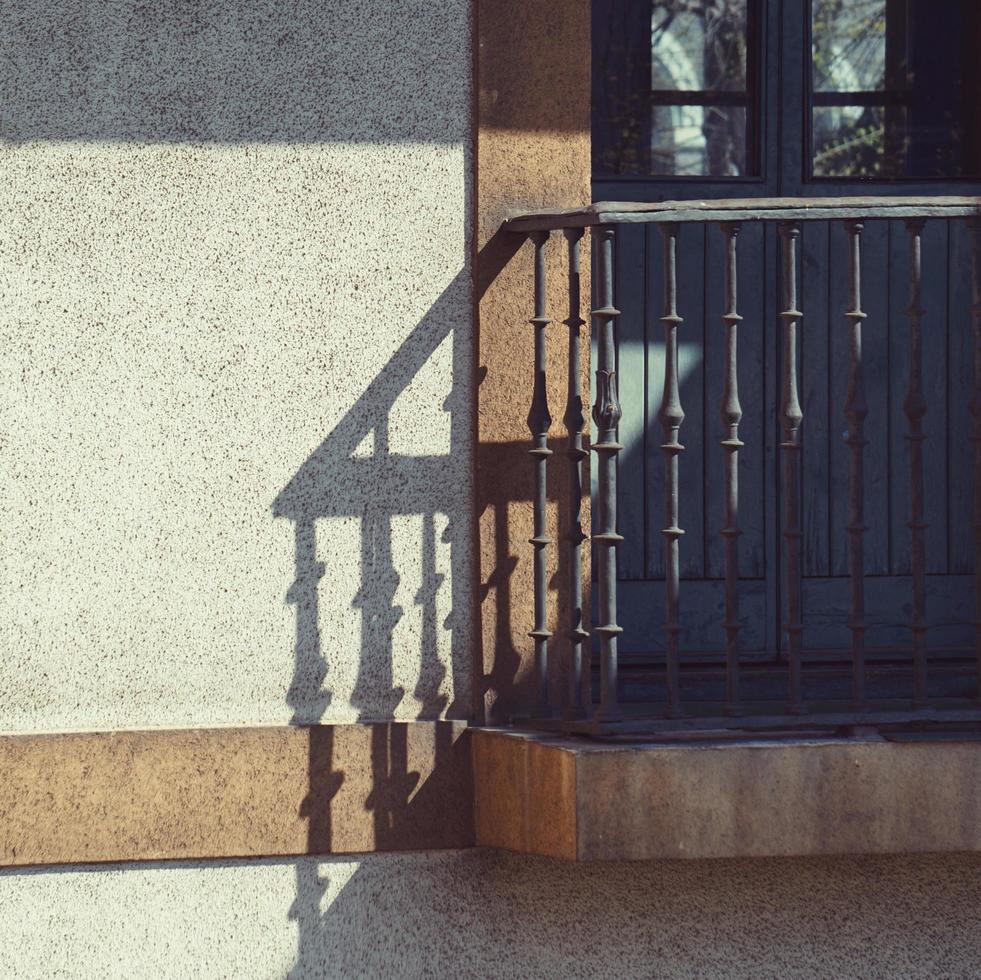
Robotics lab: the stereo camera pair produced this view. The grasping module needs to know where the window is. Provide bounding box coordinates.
[593,0,760,178]
[810,0,981,179]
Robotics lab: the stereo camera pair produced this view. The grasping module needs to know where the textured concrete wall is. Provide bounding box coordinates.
[3,850,981,978]
[0,0,473,731]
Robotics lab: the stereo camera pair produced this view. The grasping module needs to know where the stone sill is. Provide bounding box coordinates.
[472,727,981,861]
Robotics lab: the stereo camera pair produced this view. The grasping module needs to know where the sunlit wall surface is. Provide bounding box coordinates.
[0,0,474,731]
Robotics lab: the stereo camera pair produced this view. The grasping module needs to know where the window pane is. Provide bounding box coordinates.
[812,0,885,93]
[810,0,981,179]
[652,104,746,176]
[812,105,896,177]
[593,0,756,177]
[652,1,748,92]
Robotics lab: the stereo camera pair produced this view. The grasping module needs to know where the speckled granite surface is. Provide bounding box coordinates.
[3,849,981,978]
[0,0,473,731]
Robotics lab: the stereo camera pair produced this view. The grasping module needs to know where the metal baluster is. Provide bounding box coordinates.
[719,222,743,715]
[970,218,981,702]
[658,223,685,718]
[904,218,928,707]
[778,222,805,714]
[528,231,553,718]
[591,226,623,721]
[564,228,588,718]
[843,221,868,710]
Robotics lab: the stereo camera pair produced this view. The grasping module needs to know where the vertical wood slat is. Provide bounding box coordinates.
[563,229,588,718]
[719,222,743,715]
[528,232,553,718]
[969,219,981,700]
[592,226,624,721]
[801,222,832,581]
[779,222,805,714]
[615,224,647,582]
[905,219,929,706]
[658,223,685,718]
[843,221,868,709]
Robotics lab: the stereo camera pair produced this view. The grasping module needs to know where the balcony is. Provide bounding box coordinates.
[502,196,981,738]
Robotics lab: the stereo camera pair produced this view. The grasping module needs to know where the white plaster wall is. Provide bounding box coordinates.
[3,850,981,979]
[0,1,473,731]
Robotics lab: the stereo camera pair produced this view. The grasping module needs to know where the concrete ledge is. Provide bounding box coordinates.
[472,728,981,860]
[0,723,472,867]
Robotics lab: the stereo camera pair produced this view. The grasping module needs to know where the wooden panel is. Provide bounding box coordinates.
[615,217,970,660]
[615,223,648,580]
[922,220,952,574]
[889,220,950,575]
[618,578,768,656]
[802,575,973,653]
[801,220,831,577]
[949,219,975,574]
[643,225,666,580]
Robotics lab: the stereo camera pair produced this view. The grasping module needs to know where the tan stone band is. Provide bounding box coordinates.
[0,722,473,867]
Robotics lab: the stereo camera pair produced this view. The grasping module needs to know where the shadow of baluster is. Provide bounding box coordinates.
[286,516,343,978]
[414,510,449,719]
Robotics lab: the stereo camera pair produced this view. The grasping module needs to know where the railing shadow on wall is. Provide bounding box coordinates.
[273,229,570,973]
[273,270,471,974]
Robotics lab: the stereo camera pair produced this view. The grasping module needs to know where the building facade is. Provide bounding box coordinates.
[2,2,981,977]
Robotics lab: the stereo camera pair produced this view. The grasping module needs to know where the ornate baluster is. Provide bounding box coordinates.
[658,223,685,718]
[719,223,743,715]
[970,218,981,701]
[592,226,623,721]
[528,231,553,718]
[904,219,928,707]
[779,222,805,714]
[843,221,868,710]
[564,228,588,718]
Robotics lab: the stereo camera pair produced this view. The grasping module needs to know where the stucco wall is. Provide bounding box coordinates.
[3,850,981,978]
[0,0,473,732]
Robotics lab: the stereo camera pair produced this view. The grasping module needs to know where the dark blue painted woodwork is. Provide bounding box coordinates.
[593,0,979,666]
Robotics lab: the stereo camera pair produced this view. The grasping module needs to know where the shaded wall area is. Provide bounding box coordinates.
[476,0,593,723]
[3,850,981,978]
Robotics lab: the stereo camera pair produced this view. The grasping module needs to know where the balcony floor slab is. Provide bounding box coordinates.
[472,727,981,861]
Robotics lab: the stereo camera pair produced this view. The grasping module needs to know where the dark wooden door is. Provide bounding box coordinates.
[593,0,980,667]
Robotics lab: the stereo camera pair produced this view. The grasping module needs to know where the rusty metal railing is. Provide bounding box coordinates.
[506,196,981,737]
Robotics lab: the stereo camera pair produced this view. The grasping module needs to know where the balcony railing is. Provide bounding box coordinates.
[506,196,981,737]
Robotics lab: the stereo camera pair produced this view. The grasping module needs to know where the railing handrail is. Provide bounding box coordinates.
[504,196,981,233]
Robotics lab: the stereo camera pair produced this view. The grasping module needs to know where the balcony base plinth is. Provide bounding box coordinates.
[473,724,981,861]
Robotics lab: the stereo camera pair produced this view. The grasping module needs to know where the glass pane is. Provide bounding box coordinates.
[810,0,981,179]
[651,1,748,92]
[592,0,756,177]
[813,105,898,177]
[812,0,885,93]
[652,105,746,176]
